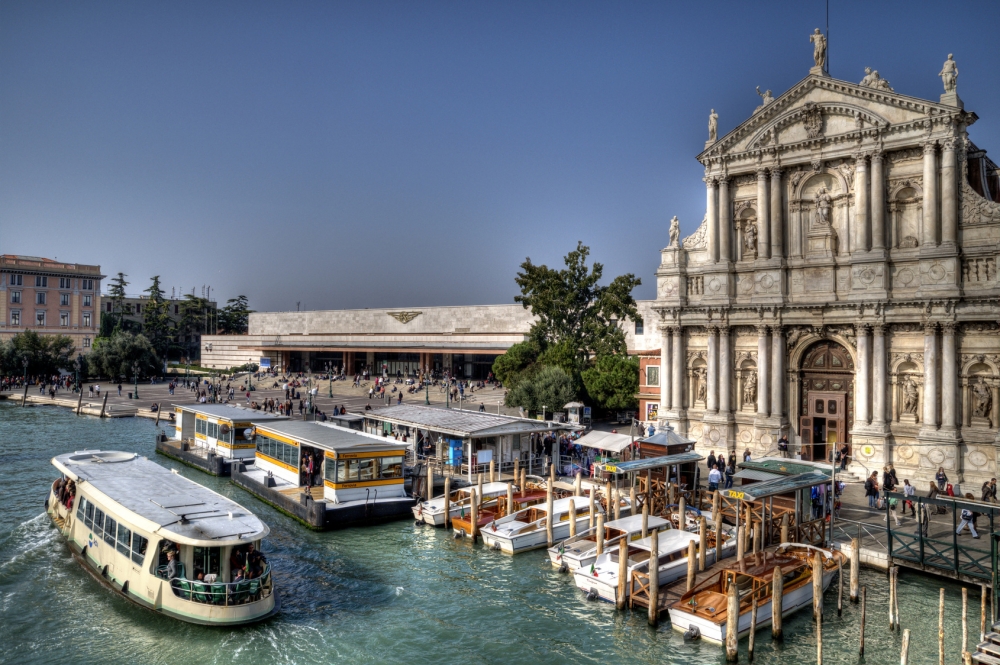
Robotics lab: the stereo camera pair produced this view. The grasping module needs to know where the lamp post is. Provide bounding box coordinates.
[247,359,253,391]
[327,362,333,398]
[22,357,29,384]
[75,354,82,393]
[132,361,140,400]
[425,380,430,406]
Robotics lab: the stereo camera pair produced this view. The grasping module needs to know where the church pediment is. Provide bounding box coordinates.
[700,74,972,162]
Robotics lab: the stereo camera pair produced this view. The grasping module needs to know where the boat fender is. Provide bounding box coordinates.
[586,589,599,601]
[102,565,109,578]
[122,581,129,595]
[44,498,49,510]
[492,542,501,551]
[683,626,701,641]
[414,520,423,527]
[558,563,568,574]
[454,530,463,539]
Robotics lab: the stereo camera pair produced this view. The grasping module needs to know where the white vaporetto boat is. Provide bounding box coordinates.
[411,482,511,526]
[46,450,279,626]
[547,513,671,572]
[667,544,844,644]
[480,495,630,555]
[573,525,736,603]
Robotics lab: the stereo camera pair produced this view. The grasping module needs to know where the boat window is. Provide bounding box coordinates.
[206,421,219,439]
[379,456,404,479]
[84,501,95,528]
[103,517,118,547]
[131,533,148,565]
[196,418,206,436]
[255,435,298,468]
[358,459,376,481]
[337,459,361,482]
[93,507,105,535]
[76,496,87,521]
[117,524,132,557]
[192,546,221,576]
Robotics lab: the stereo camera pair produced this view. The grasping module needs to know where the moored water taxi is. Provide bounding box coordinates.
[480,494,630,555]
[412,481,511,526]
[667,544,844,644]
[47,450,278,626]
[547,513,671,572]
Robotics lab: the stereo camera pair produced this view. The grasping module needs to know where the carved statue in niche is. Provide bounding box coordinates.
[744,222,758,256]
[669,215,680,247]
[810,29,827,69]
[743,371,757,404]
[939,54,958,93]
[973,377,992,419]
[697,371,707,403]
[814,187,833,226]
[708,109,718,142]
[902,376,919,415]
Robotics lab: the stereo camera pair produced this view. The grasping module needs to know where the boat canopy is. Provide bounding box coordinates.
[52,451,268,546]
[737,457,836,478]
[255,420,405,457]
[576,430,634,453]
[602,452,703,475]
[366,404,562,438]
[173,403,289,424]
[732,468,783,482]
[724,471,832,502]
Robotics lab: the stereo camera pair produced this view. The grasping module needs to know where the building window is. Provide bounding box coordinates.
[83,337,91,348]
[136,304,141,314]
[10,291,20,304]
[35,276,47,287]
[36,312,45,327]
[83,313,91,327]
[10,274,22,286]
[174,304,179,314]
[106,302,112,312]
[81,279,94,290]
[634,319,644,335]
[83,294,92,307]
[59,277,71,288]
[10,311,20,326]
[36,292,46,305]
[60,312,69,327]
[60,293,70,306]
[646,366,659,387]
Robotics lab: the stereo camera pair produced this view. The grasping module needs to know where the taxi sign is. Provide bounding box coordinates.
[727,490,745,500]
[604,464,618,473]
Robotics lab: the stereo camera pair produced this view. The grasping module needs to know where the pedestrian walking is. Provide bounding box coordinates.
[902,479,916,516]
[957,494,981,539]
[864,472,880,509]
[935,467,948,492]
[982,478,997,503]
[707,450,717,477]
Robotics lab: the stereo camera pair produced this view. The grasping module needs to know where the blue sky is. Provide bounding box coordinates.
[2,1,998,311]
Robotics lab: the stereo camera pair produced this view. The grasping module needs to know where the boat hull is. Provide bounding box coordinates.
[481,517,594,554]
[574,546,729,603]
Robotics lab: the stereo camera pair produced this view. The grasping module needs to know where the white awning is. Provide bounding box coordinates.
[576,430,635,454]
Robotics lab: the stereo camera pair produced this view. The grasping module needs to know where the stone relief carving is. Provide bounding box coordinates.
[899,236,920,249]
[888,148,923,164]
[789,169,815,189]
[826,325,856,349]
[972,377,992,419]
[810,29,827,69]
[939,54,958,93]
[682,216,708,250]
[838,162,855,189]
[803,103,824,139]
[961,176,1000,226]
[743,370,758,404]
[961,322,1000,334]
[734,200,754,216]
[902,376,920,415]
[785,326,809,350]
[859,67,894,92]
[668,216,680,247]
[734,174,757,187]
[735,351,757,364]
[387,311,422,324]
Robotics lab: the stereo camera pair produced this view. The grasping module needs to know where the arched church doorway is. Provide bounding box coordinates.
[798,340,854,461]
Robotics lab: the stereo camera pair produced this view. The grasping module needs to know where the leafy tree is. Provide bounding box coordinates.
[581,354,640,411]
[107,272,129,331]
[218,295,253,334]
[0,330,75,377]
[175,295,213,361]
[504,365,576,415]
[86,332,159,380]
[142,276,173,359]
[491,339,541,388]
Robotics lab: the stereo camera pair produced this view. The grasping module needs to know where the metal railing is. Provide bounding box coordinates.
[157,563,272,606]
[831,517,889,552]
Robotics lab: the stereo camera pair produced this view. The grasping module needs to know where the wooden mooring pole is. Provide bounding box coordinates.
[698,515,707,572]
[100,392,108,418]
[616,536,628,610]
[513,458,519,485]
[629,486,636,516]
[442,476,451,528]
[736,526,745,562]
[568,500,577,538]
[860,586,867,656]
[641,502,649,538]
[686,540,696,592]
[76,388,84,415]
[812,552,823,621]
[816,603,823,665]
[772,565,783,641]
[469,488,478,542]
[648,527,659,627]
[477,472,483,502]
[901,628,911,665]
[677,495,686,529]
[614,487,621,521]
[749,597,758,663]
[520,468,526,497]
[489,460,495,484]
[982,584,988,643]
[889,566,896,631]
[545,481,554,548]
[962,587,968,658]
[507,481,514,516]
[574,471,582,497]
[850,538,860,603]
[589,489,596,530]
[893,566,900,630]
[837,557,843,617]
[427,465,434,502]
[21,383,28,407]
[938,588,945,665]
[780,513,789,544]
[596,513,605,555]
[725,580,739,662]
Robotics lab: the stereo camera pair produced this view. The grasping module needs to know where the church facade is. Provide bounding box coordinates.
[650,38,1000,486]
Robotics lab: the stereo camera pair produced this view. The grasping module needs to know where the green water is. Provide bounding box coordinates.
[0,401,980,664]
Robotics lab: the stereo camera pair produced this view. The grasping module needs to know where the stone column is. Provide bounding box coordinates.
[923,323,938,428]
[770,325,784,418]
[707,326,719,414]
[718,177,731,263]
[757,325,769,416]
[870,152,886,250]
[855,324,871,426]
[872,324,887,426]
[719,326,732,415]
[854,153,869,253]
[660,327,671,415]
[941,322,957,430]
[922,143,939,248]
[770,168,783,259]
[940,139,958,247]
[671,327,684,410]
[757,170,771,259]
[706,178,719,263]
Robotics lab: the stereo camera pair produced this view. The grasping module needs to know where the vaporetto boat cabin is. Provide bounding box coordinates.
[173,403,289,461]
[46,451,278,626]
[239,420,415,527]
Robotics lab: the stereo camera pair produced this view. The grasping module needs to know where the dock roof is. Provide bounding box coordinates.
[726,471,832,501]
[365,404,560,438]
[638,428,697,448]
[173,403,289,423]
[53,451,267,546]
[254,420,405,454]
[738,457,835,479]
[603,452,704,474]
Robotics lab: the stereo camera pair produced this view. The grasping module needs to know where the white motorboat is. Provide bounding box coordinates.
[574,525,736,603]
[667,544,845,644]
[547,513,671,572]
[480,495,630,555]
[411,482,512,526]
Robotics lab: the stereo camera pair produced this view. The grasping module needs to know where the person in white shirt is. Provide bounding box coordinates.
[708,466,722,492]
[902,479,916,517]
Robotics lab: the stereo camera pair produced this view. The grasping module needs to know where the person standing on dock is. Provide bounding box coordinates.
[864,472,879,509]
[982,478,997,504]
[707,451,716,477]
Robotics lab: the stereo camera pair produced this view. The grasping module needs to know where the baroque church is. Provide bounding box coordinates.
[648,34,1000,486]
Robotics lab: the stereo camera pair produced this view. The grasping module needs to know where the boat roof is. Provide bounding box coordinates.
[52,451,268,546]
[738,457,835,478]
[606,514,669,531]
[366,404,562,438]
[577,430,635,453]
[726,471,832,501]
[173,403,289,423]
[633,529,698,553]
[604,452,704,474]
[462,482,510,495]
[255,420,406,454]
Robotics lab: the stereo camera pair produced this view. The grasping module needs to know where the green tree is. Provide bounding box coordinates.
[491,339,541,388]
[142,276,173,359]
[0,330,75,377]
[218,295,252,334]
[504,365,577,415]
[175,295,212,361]
[107,272,129,331]
[86,332,159,380]
[581,354,640,411]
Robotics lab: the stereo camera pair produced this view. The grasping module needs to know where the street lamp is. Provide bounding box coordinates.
[247,358,253,391]
[22,357,29,383]
[132,361,140,400]
[327,362,333,398]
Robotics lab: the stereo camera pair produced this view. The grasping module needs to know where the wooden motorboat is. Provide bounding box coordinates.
[451,489,548,538]
[412,481,511,526]
[480,495,629,555]
[547,513,671,572]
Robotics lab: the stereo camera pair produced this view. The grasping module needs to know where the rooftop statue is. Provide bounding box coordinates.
[669,216,680,247]
[708,109,718,142]
[939,53,958,93]
[810,29,827,70]
[756,86,774,109]
[860,67,894,92]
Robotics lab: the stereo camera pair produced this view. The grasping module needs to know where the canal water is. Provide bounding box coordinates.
[0,401,978,664]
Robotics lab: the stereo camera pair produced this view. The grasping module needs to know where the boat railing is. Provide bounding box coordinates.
[156,563,273,606]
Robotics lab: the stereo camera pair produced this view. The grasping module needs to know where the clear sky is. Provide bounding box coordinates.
[2,1,998,312]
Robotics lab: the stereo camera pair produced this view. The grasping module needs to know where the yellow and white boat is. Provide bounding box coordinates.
[46,450,279,626]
